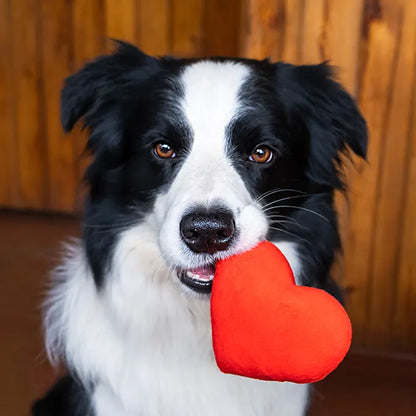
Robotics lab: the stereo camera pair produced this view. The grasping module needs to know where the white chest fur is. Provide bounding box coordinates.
[45,228,309,416]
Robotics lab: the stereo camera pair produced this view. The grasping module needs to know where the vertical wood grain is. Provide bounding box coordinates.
[40,0,77,212]
[72,0,105,209]
[0,0,19,207]
[393,81,416,349]
[318,0,364,291]
[343,0,402,345]
[138,0,172,55]
[241,0,283,60]
[280,0,304,63]
[202,0,242,57]
[104,0,137,43]
[73,0,105,71]
[172,0,204,57]
[300,0,326,62]
[10,0,47,209]
[366,0,416,348]
[324,0,364,94]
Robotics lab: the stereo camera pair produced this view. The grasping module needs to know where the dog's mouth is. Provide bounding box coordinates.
[177,264,216,294]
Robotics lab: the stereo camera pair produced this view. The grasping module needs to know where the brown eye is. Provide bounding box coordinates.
[249,146,273,163]
[154,142,176,159]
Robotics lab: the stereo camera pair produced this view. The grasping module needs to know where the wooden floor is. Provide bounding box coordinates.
[1,211,415,415]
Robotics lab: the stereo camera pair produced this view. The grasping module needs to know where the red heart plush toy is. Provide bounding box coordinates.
[210,241,352,383]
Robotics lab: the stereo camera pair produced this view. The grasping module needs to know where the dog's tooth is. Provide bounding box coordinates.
[186,271,194,278]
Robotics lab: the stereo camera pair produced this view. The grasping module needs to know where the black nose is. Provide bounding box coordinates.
[180,208,235,254]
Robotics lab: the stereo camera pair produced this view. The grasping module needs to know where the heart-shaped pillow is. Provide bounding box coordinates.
[210,241,352,383]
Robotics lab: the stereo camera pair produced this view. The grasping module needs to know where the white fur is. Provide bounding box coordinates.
[45,61,309,415]
[46,227,308,416]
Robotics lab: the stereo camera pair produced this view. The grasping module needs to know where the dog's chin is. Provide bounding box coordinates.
[177,263,216,295]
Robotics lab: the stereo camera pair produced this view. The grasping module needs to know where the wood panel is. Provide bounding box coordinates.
[393,87,416,349]
[10,0,47,209]
[301,0,326,63]
[72,0,106,209]
[40,1,76,211]
[171,0,204,57]
[138,0,172,55]
[203,0,243,57]
[0,0,19,207]
[0,0,415,352]
[241,0,282,60]
[280,0,304,64]
[104,0,137,44]
[366,0,416,348]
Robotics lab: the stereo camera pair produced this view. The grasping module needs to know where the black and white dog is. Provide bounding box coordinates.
[33,42,367,416]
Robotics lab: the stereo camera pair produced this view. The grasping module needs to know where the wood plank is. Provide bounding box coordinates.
[368,0,416,348]
[280,0,304,63]
[0,0,20,207]
[300,0,325,63]
[342,0,401,345]
[393,77,416,350]
[202,0,242,57]
[240,0,283,60]
[138,0,171,55]
[104,0,137,44]
[72,0,105,211]
[73,0,105,67]
[172,0,204,57]
[319,0,364,292]
[324,0,364,93]
[10,0,47,209]
[40,0,76,212]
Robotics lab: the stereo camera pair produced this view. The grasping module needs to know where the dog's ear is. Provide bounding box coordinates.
[276,62,368,189]
[61,41,159,153]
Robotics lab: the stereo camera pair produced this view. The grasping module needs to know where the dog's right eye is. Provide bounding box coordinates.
[154,142,176,159]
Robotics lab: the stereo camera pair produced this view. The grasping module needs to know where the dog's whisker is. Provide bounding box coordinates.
[254,188,306,204]
[261,194,312,209]
[83,221,140,230]
[263,192,328,209]
[268,217,309,230]
[262,205,329,222]
[268,226,311,245]
[268,219,302,228]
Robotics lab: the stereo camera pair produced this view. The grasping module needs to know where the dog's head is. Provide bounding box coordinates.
[62,42,367,295]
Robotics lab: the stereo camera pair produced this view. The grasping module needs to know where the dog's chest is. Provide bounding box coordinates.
[53,246,309,416]
[89,304,309,416]
[92,351,309,416]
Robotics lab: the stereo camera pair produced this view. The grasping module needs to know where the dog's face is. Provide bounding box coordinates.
[61,42,366,295]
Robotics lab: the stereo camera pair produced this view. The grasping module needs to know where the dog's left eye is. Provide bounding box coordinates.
[249,146,273,163]
[154,142,176,159]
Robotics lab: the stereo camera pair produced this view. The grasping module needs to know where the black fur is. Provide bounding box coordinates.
[32,375,92,416]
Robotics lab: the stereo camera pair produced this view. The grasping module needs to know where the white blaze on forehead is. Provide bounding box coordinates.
[155,60,269,269]
[179,61,250,151]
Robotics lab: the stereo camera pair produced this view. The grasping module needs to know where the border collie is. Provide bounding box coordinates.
[33,42,367,416]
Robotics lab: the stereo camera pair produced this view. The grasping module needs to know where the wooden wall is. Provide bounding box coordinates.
[0,0,415,352]
[0,0,242,212]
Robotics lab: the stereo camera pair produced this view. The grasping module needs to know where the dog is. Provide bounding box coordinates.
[32,41,367,416]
